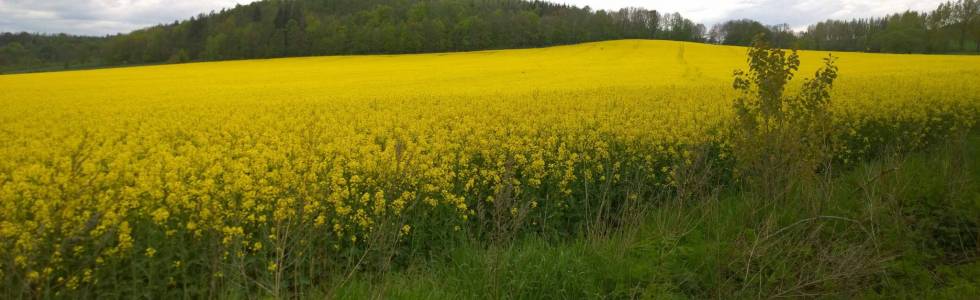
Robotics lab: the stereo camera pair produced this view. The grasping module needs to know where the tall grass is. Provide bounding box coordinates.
[324,130,978,299]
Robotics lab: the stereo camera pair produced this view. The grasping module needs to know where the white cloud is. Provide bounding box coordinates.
[0,0,951,36]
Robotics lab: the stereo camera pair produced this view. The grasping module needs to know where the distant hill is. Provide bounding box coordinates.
[0,0,704,73]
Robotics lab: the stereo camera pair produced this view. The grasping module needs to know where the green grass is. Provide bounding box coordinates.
[325,133,980,299]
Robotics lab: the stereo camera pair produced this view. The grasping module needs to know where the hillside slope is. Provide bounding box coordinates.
[4,39,979,98]
[1,40,978,298]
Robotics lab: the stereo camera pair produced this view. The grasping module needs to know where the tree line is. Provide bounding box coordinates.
[0,0,705,73]
[3,0,979,73]
[799,0,980,53]
[709,0,980,53]
[0,33,104,72]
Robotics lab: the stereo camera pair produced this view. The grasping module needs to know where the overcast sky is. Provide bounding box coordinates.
[0,0,949,36]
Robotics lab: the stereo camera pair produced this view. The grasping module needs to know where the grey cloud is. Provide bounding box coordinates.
[0,0,255,35]
[560,0,947,29]
[709,0,844,28]
[707,0,947,29]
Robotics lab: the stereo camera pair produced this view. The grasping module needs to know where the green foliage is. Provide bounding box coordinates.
[800,0,980,53]
[733,37,838,125]
[167,49,190,64]
[730,36,838,200]
[708,0,980,54]
[0,33,103,73]
[709,20,797,49]
[732,38,802,121]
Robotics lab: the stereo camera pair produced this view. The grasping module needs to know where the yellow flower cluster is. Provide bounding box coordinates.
[0,40,976,292]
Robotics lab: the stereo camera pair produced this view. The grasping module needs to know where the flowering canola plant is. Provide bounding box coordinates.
[0,40,977,295]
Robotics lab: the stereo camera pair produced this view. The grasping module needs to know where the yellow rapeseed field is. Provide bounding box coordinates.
[0,40,978,293]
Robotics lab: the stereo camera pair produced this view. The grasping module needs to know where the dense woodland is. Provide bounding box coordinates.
[2,0,979,73]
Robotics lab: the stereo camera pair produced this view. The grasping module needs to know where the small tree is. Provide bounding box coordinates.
[731,35,838,203]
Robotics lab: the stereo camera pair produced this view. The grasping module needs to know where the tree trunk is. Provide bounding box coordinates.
[960,28,967,51]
